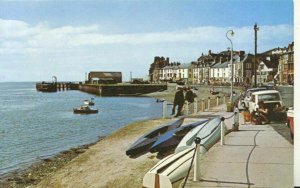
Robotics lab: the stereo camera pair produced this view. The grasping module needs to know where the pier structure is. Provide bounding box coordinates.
[79,84,167,96]
[36,82,79,92]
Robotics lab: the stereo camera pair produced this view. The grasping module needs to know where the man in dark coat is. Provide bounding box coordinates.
[172,87,185,117]
[185,87,194,103]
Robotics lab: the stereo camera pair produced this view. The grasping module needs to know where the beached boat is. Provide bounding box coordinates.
[143,147,195,188]
[149,119,208,153]
[175,116,221,154]
[125,118,184,156]
[143,117,222,188]
[73,105,98,114]
[84,98,95,106]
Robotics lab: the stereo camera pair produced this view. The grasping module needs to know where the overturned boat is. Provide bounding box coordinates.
[143,147,195,188]
[149,119,208,153]
[143,117,222,188]
[126,118,184,156]
[175,116,222,154]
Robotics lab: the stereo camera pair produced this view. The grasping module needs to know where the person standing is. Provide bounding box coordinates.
[172,87,185,117]
[185,87,194,103]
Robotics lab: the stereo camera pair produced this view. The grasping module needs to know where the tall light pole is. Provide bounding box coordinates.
[226,30,234,103]
[254,23,259,87]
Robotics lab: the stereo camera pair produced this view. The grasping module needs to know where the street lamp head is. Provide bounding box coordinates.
[226,30,234,37]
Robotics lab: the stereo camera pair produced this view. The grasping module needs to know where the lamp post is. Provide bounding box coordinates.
[254,23,259,87]
[226,30,234,103]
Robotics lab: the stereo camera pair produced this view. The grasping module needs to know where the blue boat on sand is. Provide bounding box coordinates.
[126,118,184,156]
[149,119,208,153]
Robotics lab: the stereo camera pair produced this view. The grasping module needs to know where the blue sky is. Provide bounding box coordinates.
[0,0,294,82]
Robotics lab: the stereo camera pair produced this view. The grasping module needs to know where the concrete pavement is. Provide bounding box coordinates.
[182,104,294,188]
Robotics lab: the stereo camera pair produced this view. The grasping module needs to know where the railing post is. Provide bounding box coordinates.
[194,137,201,181]
[216,96,219,106]
[220,117,225,145]
[185,101,189,116]
[163,100,167,119]
[233,107,239,131]
[207,97,210,110]
[194,98,198,113]
[201,98,205,111]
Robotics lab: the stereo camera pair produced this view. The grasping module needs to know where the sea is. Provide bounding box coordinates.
[0,82,164,176]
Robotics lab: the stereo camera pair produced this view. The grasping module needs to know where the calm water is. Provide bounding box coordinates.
[0,82,163,175]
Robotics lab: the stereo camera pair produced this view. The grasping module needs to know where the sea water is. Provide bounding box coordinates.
[0,82,163,175]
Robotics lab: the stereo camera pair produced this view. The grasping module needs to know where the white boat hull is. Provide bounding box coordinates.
[143,148,194,188]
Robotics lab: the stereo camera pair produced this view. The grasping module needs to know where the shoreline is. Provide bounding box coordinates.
[0,87,237,188]
[0,138,105,188]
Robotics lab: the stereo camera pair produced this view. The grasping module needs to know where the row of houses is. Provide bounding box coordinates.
[149,42,294,86]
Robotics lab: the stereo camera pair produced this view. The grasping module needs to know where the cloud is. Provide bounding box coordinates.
[0,19,293,53]
[0,19,294,81]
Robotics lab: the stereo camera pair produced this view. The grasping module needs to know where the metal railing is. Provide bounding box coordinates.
[181,109,239,187]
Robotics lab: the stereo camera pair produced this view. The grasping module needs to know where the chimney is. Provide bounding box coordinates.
[208,50,212,55]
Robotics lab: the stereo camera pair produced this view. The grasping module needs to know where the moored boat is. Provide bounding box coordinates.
[125,118,184,156]
[84,98,95,106]
[73,105,98,114]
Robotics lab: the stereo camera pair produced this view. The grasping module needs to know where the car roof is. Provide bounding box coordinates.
[247,87,267,92]
[251,90,279,95]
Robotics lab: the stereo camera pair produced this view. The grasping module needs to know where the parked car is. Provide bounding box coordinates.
[286,107,294,140]
[239,87,267,109]
[248,90,284,115]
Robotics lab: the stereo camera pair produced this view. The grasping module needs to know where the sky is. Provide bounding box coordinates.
[0,0,294,82]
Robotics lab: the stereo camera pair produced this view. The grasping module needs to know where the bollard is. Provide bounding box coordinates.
[207,97,210,110]
[194,98,198,113]
[193,137,201,181]
[223,95,226,104]
[201,99,205,111]
[216,96,219,106]
[185,101,189,116]
[233,107,239,131]
[163,100,167,119]
[220,117,225,145]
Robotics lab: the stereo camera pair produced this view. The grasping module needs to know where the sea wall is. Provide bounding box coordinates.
[79,84,167,96]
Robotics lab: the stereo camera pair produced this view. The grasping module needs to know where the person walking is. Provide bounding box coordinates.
[172,87,185,117]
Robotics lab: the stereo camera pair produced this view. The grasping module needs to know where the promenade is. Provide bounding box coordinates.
[183,104,293,188]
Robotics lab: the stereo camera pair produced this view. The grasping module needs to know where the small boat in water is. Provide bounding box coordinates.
[84,98,95,106]
[73,105,98,114]
[126,118,184,156]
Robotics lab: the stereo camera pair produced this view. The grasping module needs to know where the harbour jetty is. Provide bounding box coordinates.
[36,76,79,92]
[36,82,79,92]
[79,83,167,96]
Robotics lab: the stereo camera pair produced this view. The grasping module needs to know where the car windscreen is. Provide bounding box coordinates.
[258,93,280,101]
